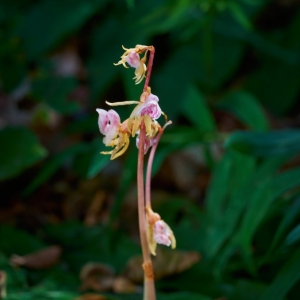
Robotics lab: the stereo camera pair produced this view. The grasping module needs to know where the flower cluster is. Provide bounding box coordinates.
[96,45,176,259]
[97,44,162,160]
[97,87,162,159]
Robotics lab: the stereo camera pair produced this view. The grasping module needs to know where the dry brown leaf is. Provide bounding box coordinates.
[124,248,201,283]
[80,263,114,292]
[74,294,107,300]
[10,245,62,269]
[112,276,139,294]
[0,271,6,299]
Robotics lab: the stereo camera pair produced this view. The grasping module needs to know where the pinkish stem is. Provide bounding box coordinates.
[143,47,155,92]
[145,129,164,208]
[137,123,156,300]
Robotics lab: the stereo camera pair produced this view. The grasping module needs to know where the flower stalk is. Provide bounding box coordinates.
[96,44,176,300]
[137,123,156,300]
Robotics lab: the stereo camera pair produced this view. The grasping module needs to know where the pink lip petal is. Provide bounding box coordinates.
[154,220,166,234]
[126,51,141,68]
[96,108,109,135]
[141,100,161,120]
[154,233,171,247]
[96,109,120,145]
[107,109,121,130]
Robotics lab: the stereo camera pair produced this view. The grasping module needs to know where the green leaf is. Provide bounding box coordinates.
[217,90,269,131]
[225,130,300,157]
[204,150,256,258]
[211,157,288,275]
[182,85,216,134]
[270,196,300,250]
[259,250,300,300]
[0,127,47,181]
[237,167,300,269]
[285,224,300,247]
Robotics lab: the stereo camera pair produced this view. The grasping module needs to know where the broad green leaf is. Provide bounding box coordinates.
[0,127,47,181]
[237,167,300,268]
[259,250,300,300]
[182,85,216,133]
[204,151,255,259]
[217,90,269,131]
[225,130,300,157]
[210,157,288,268]
[205,151,234,222]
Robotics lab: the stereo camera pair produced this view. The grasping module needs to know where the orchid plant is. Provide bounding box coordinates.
[96,45,176,300]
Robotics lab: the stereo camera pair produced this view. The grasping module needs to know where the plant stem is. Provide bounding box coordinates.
[143,46,155,92]
[137,123,156,300]
[145,129,164,208]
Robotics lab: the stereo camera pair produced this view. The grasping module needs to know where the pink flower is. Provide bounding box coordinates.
[146,207,176,255]
[126,52,141,68]
[114,47,147,84]
[153,220,173,247]
[96,108,120,146]
[130,93,162,120]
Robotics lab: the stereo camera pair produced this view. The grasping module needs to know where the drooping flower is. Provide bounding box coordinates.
[114,45,149,84]
[146,206,176,256]
[153,220,175,247]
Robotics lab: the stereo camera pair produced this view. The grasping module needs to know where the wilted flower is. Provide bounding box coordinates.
[114,45,150,84]
[146,207,176,256]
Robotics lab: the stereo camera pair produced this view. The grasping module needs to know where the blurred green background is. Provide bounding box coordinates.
[1,0,300,299]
